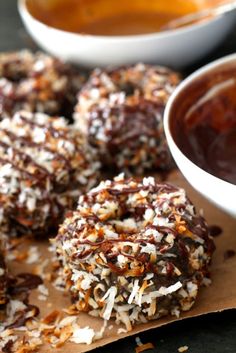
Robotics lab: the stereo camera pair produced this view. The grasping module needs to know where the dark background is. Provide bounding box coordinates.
[0,1,236,353]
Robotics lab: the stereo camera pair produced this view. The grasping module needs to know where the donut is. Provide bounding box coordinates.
[55,175,214,330]
[0,50,84,119]
[74,63,180,174]
[0,240,7,310]
[0,111,100,236]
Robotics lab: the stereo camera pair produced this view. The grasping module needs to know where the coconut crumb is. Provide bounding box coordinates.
[178,346,189,352]
[26,246,41,264]
[135,342,155,353]
[117,328,128,335]
[70,326,95,345]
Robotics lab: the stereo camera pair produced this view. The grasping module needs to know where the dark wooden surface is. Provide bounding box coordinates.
[0,1,236,352]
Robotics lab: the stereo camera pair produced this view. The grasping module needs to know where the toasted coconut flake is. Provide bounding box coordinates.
[135,342,155,353]
[101,286,117,320]
[178,346,189,352]
[70,325,95,345]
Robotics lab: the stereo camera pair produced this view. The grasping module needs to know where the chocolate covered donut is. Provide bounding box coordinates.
[0,50,83,118]
[0,111,100,236]
[75,63,180,174]
[55,175,214,330]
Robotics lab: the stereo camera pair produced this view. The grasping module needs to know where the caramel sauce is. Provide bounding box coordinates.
[170,67,236,185]
[26,0,205,36]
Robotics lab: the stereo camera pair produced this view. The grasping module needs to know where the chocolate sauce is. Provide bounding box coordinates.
[2,340,14,353]
[209,225,223,237]
[224,249,236,261]
[6,302,40,329]
[9,273,43,295]
[170,71,236,184]
[4,275,41,330]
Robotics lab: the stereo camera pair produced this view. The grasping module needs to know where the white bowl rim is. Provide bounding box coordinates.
[164,52,236,190]
[18,0,225,43]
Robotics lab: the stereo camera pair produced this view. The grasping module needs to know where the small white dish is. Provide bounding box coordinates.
[164,53,236,217]
[18,0,235,69]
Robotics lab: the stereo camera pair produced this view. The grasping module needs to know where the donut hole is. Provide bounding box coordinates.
[119,210,134,221]
[96,194,154,236]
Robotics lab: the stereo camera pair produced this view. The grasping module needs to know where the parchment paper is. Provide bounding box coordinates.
[8,170,236,353]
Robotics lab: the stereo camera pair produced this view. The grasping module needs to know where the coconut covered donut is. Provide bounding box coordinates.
[74,63,180,174]
[0,50,83,118]
[0,111,100,236]
[55,175,214,330]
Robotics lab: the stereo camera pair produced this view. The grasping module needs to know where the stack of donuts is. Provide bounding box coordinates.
[0,50,214,330]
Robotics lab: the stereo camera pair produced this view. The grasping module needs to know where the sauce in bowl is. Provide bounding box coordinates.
[26,0,203,36]
[170,67,236,185]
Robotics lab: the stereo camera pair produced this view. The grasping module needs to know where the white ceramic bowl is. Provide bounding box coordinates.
[164,53,236,217]
[18,0,235,69]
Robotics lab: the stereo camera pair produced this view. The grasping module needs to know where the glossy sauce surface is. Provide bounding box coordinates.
[26,0,204,36]
[171,70,236,185]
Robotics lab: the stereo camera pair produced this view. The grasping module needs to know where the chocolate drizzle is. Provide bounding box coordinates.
[6,304,40,329]
[0,127,72,169]
[224,249,236,261]
[0,139,53,179]
[8,273,43,295]
[209,225,223,237]
[2,340,14,353]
